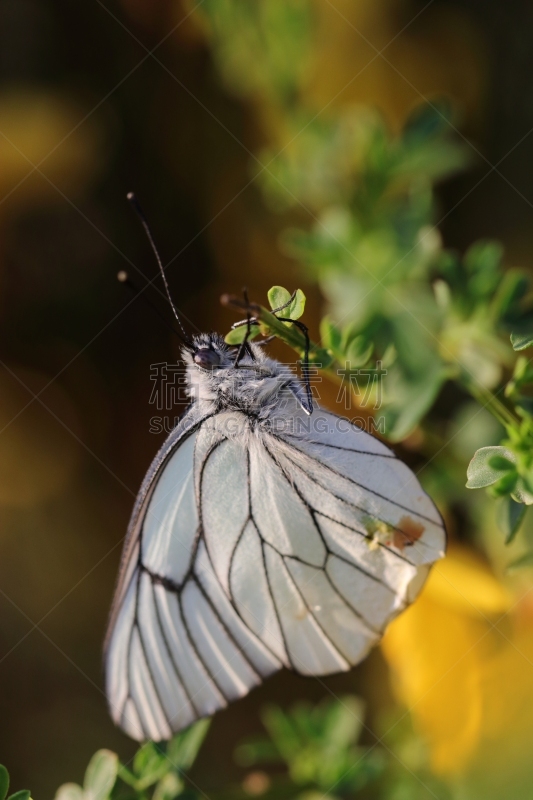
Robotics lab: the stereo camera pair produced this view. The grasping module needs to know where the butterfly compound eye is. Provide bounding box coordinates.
[193,348,221,369]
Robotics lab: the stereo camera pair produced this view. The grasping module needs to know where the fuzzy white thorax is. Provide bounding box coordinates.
[182,333,310,420]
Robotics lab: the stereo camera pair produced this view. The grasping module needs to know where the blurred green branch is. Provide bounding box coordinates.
[46,698,449,800]
[53,721,211,800]
[198,0,533,552]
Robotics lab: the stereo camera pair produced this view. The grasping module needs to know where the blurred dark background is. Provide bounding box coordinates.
[0,0,532,794]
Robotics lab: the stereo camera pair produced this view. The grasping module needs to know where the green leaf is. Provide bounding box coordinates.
[0,766,9,800]
[511,331,533,351]
[287,288,306,320]
[319,317,342,355]
[152,773,184,800]
[489,471,518,497]
[262,705,302,763]
[464,240,503,275]
[506,355,533,396]
[487,455,516,472]
[8,792,31,800]
[116,766,137,789]
[132,743,169,791]
[234,739,281,767]
[512,477,533,506]
[268,286,292,311]
[54,784,84,800]
[345,336,373,368]
[383,365,446,442]
[497,496,527,544]
[493,269,529,320]
[466,446,517,489]
[224,324,260,345]
[267,286,306,324]
[506,551,533,572]
[133,742,162,775]
[83,751,118,800]
[321,696,365,750]
[167,719,211,771]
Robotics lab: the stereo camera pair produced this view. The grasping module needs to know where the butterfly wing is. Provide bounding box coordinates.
[257,407,446,670]
[104,409,281,742]
[106,406,445,742]
[203,408,444,680]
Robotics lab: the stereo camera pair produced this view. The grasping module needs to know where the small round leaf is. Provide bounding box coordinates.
[345,336,373,368]
[497,496,527,544]
[268,286,292,312]
[288,289,306,320]
[83,751,118,800]
[466,446,517,489]
[225,324,260,345]
[0,766,9,800]
[9,791,31,800]
[511,331,533,351]
[54,784,84,800]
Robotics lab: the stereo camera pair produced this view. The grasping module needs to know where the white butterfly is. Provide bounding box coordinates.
[105,196,446,742]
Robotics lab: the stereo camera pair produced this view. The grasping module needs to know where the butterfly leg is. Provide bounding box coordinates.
[235,289,256,366]
[276,317,313,414]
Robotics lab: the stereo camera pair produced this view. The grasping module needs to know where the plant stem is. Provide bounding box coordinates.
[222,296,334,368]
[223,296,521,435]
[221,296,384,420]
[459,371,519,430]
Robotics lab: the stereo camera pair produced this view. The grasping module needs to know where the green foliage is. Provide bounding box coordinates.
[192,0,312,106]
[234,696,451,799]
[119,743,173,795]
[0,766,31,800]
[497,496,527,544]
[267,286,306,320]
[55,751,118,800]
[236,696,385,798]
[193,0,533,567]
[511,331,533,351]
[466,411,533,545]
[266,99,526,440]
[52,722,210,800]
[466,446,517,490]
[225,323,261,344]
[224,286,307,345]
[45,700,452,800]
[261,696,384,794]
[166,718,211,772]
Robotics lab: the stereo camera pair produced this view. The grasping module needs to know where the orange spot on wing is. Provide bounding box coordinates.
[393,516,425,550]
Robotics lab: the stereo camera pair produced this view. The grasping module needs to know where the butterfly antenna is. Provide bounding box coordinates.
[127,192,192,346]
[117,271,190,344]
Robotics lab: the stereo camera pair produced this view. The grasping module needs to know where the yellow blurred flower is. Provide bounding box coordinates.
[382,545,533,795]
[383,547,512,775]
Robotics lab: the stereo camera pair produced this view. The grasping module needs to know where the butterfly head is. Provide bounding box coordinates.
[188,333,234,371]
